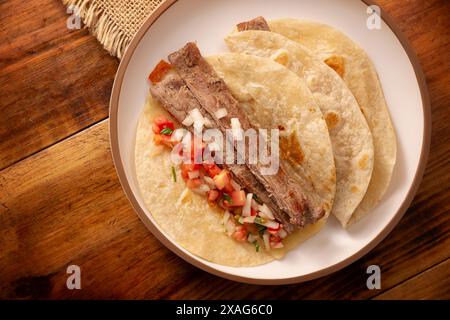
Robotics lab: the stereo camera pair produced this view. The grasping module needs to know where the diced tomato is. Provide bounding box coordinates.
[152,123,161,134]
[222,200,233,208]
[213,169,230,190]
[153,134,173,147]
[152,115,175,134]
[207,189,220,203]
[268,224,281,235]
[270,234,282,243]
[232,226,248,242]
[250,208,257,216]
[223,179,234,194]
[180,163,201,180]
[186,178,202,189]
[230,190,246,207]
[243,223,258,234]
[203,163,222,178]
[271,241,284,249]
[148,60,173,84]
[268,228,279,235]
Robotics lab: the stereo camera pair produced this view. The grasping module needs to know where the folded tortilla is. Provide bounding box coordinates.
[225,30,375,227]
[135,53,335,266]
[268,19,397,225]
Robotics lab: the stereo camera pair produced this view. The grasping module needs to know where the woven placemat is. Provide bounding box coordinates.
[63,0,164,59]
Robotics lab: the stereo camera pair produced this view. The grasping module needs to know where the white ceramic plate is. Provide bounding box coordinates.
[110,0,430,284]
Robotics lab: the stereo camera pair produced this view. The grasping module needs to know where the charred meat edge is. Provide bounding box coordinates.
[236,16,271,32]
[168,43,325,227]
[150,70,296,232]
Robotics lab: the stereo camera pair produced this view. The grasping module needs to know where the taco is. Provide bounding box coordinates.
[135,43,335,266]
[265,18,397,225]
[225,17,375,227]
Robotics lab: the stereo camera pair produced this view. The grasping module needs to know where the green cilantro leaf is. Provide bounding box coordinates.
[171,166,177,182]
[160,127,174,135]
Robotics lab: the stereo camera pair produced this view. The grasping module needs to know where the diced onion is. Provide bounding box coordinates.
[190,108,205,130]
[214,108,228,119]
[278,229,288,239]
[251,199,259,211]
[231,118,243,141]
[176,188,190,207]
[242,193,253,217]
[225,219,236,236]
[203,176,216,189]
[182,115,194,126]
[247,233,257,243]
[222,210,231,225]
[188,171,200,179]
[242,216,256,223]
[263,232,271,250]
[192,184,210,194]
[261,220,279,229]
[230,179,241,191]
[258,204,275,220]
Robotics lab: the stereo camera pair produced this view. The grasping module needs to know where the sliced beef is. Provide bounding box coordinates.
[168,43,325,227]
[236,16,271,32]
[150,68,296,232]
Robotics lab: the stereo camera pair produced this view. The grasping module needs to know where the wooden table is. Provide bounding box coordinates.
[0,0,449,299]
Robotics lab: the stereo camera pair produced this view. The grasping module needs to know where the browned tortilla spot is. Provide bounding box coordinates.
[273,51,289,66]
[280,132,304,165]
[324,56,345,78]
[325,111,340,129]
[351,186,359,193]
[358,154,369,170]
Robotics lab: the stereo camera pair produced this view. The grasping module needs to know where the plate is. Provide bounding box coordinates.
[109,0,430,284]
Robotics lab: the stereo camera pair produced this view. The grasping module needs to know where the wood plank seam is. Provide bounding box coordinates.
[370,258,450,299]
[0,115,109,172]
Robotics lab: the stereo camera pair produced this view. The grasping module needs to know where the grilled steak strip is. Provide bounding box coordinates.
[168,43,325,227]
[236,16,271,32]
[150,69,296,232]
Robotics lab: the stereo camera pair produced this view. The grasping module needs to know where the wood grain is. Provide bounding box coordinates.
[0,120,448,299]
[0,0,449,299]
[374,259,450,300]
[0,0,118,170]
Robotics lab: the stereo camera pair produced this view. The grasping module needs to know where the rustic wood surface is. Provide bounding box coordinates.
[0,0,449,299]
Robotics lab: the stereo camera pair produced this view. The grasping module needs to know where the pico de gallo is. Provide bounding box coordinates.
[152,115,287,251]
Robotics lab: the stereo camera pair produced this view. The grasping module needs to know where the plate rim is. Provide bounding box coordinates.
[109,0,431,285]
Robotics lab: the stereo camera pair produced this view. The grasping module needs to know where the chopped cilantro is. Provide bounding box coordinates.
[160,127,174,135]
[253,241,260,252]
[254,217,265,225]
[252,193,263,204]
[222,193,232,203]
[171,166,177,182]
[257,224,267,235]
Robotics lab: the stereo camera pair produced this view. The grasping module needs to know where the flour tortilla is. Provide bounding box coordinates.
[135,53,335,266]
[225,30,375,227]
[268,19,397,225]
